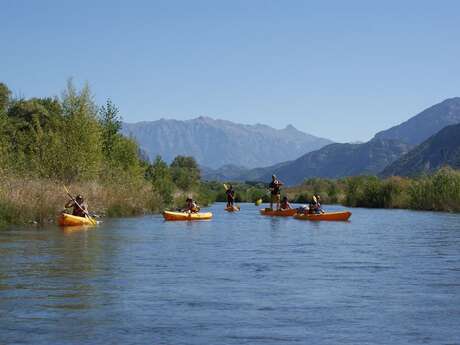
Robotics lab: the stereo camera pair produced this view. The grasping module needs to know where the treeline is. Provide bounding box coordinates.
[0,80,142,182]
[285,167,460,212]
[0,81,227,226]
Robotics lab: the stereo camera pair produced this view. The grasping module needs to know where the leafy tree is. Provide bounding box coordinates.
[60,79,102,182]
[170,155,200,191]
[5,98,64,176]
[99,99,122,159]
[149,156,174,207]
[0,83,11,114]
[0,111,10,170]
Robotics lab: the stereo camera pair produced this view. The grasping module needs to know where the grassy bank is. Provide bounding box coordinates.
[0,174,155,227]
[285,167,460,213]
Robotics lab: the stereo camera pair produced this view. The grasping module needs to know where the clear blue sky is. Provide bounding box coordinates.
[1,0,459,142]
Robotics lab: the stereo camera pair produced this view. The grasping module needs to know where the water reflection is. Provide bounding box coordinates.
[0,204,459,345]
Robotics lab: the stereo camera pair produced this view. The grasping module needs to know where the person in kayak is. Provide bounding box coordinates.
[280,196,292,210]
[225,184,235,208]
[315,194,325,213]
[185,197,200,213]
[64,195,88,218]
[269,175,283,210]
[308,195,317,214]
[309,195,324,214]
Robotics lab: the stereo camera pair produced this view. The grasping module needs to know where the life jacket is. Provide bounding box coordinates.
[270,181,281,195]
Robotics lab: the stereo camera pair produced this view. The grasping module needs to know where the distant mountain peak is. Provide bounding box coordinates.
[284,124,297,131]
[122,117,333,168]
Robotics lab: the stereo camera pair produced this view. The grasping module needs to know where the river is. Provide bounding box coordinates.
[1,203,459,344]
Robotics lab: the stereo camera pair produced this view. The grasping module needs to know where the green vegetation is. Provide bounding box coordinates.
[1,80,458,226]
[285,167,460,212]
[0,81,245,227]
[198,181,270,204]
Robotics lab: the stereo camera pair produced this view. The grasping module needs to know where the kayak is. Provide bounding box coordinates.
[225,205,240,212]
[163,211,213,221]
[260,208,297,217]
[294,211,352,221]
[58,213,95,226]
[255,199,263,206]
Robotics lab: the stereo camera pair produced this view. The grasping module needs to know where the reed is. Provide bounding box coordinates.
[0,173,156,227]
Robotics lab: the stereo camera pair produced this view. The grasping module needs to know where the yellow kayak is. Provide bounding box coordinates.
[163,211,213,221]
[260,208,297,217]
[58,213,95,226]
[294,211,352,221]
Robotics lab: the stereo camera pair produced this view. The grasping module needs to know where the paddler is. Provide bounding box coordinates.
[309,194,324,214]
[269,174,283,211]
[185,197,200,213]
[225,184,235,208]
[64,194,88,217]
[315,194,325,214]
[280,196,292,210]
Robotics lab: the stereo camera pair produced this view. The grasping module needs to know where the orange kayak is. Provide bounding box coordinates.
[260,208,297,217]
[294,211,352,221]
[163,211,213,221]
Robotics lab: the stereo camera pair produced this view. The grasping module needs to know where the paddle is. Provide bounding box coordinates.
[63,185,97,225]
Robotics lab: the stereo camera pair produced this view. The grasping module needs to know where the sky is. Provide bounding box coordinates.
[1,0,459,142]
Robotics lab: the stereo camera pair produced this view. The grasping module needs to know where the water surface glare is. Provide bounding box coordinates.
[1,203,460,344]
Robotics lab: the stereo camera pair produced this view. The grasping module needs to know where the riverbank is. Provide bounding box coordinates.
[0,176,157,227]
[285,167,460,213]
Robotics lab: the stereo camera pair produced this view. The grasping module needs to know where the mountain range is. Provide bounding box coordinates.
[202,97,460,184]
[122,97,460,184]
[122,117,332,169]
[232,139,412,185]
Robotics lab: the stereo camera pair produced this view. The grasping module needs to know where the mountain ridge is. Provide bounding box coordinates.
[122,116,333,169]
[381,123,460,177]
[227,138,412,185]
[203,97,460,184]
[374,97,460,145]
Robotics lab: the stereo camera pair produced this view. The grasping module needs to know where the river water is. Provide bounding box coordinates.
[1,203,459,344]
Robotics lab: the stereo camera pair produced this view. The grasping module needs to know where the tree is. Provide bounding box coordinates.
[60,79,102,182]
[99,99,122,159]
[170,156,200,191]
[149,156,174,207]
[0,111,10,170]
[0,83,11,114]
[4,98,64,176]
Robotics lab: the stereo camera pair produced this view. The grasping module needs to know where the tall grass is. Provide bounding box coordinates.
[0,172,157,226]
[285,167,460,213]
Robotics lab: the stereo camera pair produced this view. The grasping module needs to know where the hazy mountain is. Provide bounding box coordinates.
[381,123,460,177]
[234,139,411,185]
[122,117,332,168]
[200,164,250,181]
[212,97,460,185]
[374,97,460,145]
